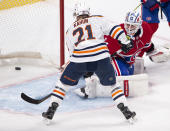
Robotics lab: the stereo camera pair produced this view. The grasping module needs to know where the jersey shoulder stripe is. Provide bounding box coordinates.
[90,15,104,18]
[109,25,124,40]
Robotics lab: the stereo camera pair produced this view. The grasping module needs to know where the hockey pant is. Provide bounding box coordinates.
[50,57,127,107]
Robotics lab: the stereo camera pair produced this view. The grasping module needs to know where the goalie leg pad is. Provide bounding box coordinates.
[74,73,149,98]
[116,73,149,97]
[96,73,149,97]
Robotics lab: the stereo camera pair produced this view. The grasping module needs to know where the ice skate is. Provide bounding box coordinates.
[117,103,136,124]
[42,102,58,124]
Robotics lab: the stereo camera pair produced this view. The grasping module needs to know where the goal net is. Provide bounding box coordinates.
[0,0,63,68]
[0,0,139,68]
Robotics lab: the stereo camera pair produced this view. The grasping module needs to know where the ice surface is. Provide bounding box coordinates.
[0,0,170,131]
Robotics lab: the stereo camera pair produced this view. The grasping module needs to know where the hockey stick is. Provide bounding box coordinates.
[21,93,51,104]
[133,3,142,11]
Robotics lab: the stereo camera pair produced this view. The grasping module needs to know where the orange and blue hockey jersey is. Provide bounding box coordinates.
[66,15,129,63]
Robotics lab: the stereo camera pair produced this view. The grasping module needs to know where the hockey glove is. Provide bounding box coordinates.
[120,39,134,53]
[142,0,159,11]
[160,0,169,7]
[148,44,170,63]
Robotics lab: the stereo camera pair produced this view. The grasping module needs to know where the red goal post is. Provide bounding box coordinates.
[60,0,65,67]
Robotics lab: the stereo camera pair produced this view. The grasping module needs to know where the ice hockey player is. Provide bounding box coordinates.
[141,0,170,34]
[42,2,136,124]
[75,10,170,99]
[106,10,170,74]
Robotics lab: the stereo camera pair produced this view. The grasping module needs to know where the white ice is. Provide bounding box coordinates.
[0,0,170,131]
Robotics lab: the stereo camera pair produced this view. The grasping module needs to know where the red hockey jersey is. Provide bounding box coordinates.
[105,21,154,65]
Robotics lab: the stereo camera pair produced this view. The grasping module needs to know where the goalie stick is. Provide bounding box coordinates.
[21,93,51,104]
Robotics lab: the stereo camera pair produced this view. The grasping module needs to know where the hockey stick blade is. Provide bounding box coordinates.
[21,93,51,104]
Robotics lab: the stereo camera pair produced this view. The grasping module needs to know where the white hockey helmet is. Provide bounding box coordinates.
[73,2,90,18]
[124,11,142,36]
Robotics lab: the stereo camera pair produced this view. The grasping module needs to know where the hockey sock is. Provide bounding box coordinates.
[111,86,127,106]
[51,86,66,105]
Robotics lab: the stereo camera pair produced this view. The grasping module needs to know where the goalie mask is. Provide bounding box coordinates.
[124,11,142,36]
[73,2,90,18]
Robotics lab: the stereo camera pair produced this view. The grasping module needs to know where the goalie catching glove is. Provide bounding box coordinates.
[147,43,170,63]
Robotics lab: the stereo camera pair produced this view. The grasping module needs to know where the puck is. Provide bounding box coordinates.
[15,67,21,70]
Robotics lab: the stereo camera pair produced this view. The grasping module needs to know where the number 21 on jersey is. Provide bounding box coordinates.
[73,24,96,46]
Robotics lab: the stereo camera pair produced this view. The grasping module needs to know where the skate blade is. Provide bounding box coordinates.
[128,117,137,124]
[42,118,52,125]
